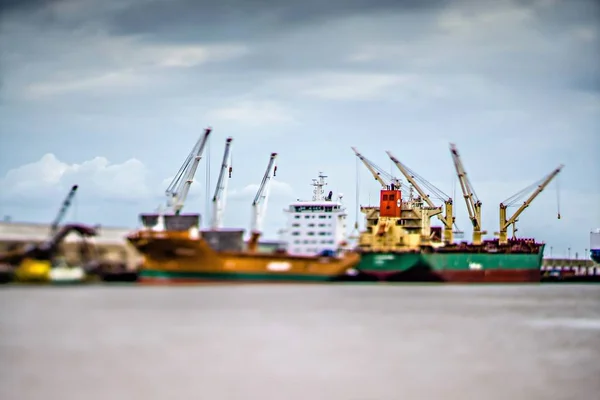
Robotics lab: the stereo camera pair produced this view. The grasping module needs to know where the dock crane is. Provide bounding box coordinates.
[0,184,97,281]
[247,152,278,252]
[386,151,461,244]
[210,137,233,229]
[165,127,212,215]
[449,143,486,245]
[497,164,564,245]
[351,147,410,193]
[50,184,78,235]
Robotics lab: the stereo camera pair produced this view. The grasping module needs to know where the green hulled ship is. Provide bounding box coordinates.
[356,244,544,283]
[349,145,561,283]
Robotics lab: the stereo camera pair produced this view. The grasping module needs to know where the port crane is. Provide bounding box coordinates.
[497,164,564,245]
[49,184,79,235]
[165,127,212,215]
[210,137,233,229]
[386,151,462,244]
[247,152,278,252]
[351,147,411,194]
[0,184,97,270]
[449,143,486,245]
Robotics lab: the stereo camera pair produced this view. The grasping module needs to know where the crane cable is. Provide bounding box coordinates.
[556,173,561,220]
[354,155,360,233]
[205,134,211,227]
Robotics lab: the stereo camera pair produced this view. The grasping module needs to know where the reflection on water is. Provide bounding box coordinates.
[1,284,599,400]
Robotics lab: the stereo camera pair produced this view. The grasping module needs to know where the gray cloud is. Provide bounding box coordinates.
[0,0,598,252]
[0,0,58,16]
[79,0,454,41]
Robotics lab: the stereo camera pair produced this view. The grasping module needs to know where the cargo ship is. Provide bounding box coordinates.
[350,145,563,283]
[128,129,359,283]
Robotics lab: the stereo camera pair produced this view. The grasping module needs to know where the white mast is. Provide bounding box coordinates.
[311,172,327,201]
[247,152,278,251]
[210,137,233,229]
[165,127,212,215]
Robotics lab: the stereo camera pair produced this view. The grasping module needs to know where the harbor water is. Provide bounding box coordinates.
[1,284,599,400]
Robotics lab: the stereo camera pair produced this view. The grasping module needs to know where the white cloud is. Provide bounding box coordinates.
[25,69,145,98]
[155,44,249,68]
[205,100,295,126]
[276,73,412,101]
[436,5,535,38]
[0,153,151,202]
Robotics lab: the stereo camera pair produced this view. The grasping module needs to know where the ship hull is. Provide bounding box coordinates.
[357,248,544,283]
[139,269,343,283]
[128,231,360,284]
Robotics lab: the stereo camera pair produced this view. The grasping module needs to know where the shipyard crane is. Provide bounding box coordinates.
[49,184,78,235]
[0,184,97,270]
[165,127,212,215]
[247,152,278,252]
[210,137,233,229]
[386,151,462,244]
[497,164,564,245]
[449,143,486,245]
[351,147,410,193]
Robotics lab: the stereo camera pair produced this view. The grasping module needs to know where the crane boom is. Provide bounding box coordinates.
[165,127,211,215]
[50,185,79,236]
[351,147,405,191]
[386,151,457,244]
[498,164,564,244]
[210,137,233,229]
[247,152,278,252]
[449,143,485,245]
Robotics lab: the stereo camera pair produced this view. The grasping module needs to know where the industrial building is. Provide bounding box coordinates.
[0,221,141,269]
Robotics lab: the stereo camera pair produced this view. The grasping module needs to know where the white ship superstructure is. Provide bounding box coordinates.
[284,173,347,256]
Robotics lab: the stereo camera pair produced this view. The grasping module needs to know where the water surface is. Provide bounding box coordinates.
[1,284,599,400]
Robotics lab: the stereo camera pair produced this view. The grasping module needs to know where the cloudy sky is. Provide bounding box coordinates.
[0,0,598,257]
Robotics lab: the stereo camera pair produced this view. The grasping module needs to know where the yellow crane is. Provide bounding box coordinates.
[497,164,564,245]
[350,146,412,240]
[449,143,486,245]
[386,151,461,245]
[351,147,406,192]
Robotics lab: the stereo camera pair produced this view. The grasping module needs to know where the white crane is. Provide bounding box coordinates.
[210,137,233,229]
[247,152,278,252]
[165,127,212,215]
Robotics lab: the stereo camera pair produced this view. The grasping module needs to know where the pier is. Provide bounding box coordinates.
[542,258,600,278]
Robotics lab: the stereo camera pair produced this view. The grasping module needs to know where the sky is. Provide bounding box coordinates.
[0,0,599,258]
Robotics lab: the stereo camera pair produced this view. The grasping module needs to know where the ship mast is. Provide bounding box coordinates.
[449,143,486,245]
[247,152,278,252]
[312,172,328,201]
[210,137,233,229]
[497,164,563,245]
[165,127,212,215]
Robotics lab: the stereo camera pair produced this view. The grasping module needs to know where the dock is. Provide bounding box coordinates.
[542,258,600,279]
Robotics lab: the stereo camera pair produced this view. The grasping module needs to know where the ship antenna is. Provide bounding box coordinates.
[312,171,327,201]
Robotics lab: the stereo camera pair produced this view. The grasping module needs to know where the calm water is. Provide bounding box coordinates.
[1,284,599,400]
